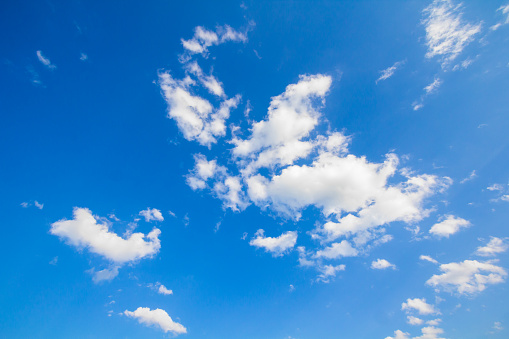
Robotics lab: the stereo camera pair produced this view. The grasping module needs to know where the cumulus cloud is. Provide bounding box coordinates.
[158,284,173,295]
[407,316,424,326]
[90,266,120,283]
[124,307,186,335]
[475,237,509,257]
[377,60,405,83]
[314,240,358,260]
[249,229,297,256]
[181,25,247,56]
[422,0,482,67]
[429,215,470,238]
[50,207,161,264]
[316,264,345,283]
[371,258,396,270]
[139,208,164,222]
[402,298,439,315]
[36,50,56,69]
[386,326,445,339]
[426,259,507,294]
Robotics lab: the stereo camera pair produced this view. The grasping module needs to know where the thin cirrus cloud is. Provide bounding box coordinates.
[376,60,404,84]
[124,307,186,335]
[371,258,396,270]
[36,50,56,69]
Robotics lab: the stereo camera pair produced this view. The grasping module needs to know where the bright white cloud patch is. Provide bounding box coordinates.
[386,326,445,339]
[420,255,439,264]
[426,259,507,294]
[36,50,56,69]
[371,258,396,270]
[422,0,482,66]
[158,284,173,295]
[50,207,161,264]
[475,237,509,257]
[429,215,470,238]
[402,298,439,315]
[124,307,186,335]
[314,240,358,259]
[407,316,424,326]
[139,208,164,222]
[376,60,404,83]
[181,25,247,56]
[316,264,345,283]
[249,229,297,256]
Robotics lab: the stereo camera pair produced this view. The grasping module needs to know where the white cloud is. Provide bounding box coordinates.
[386,327,445,339]
[429,215,470,238]
[376,60,404,83]
[181,25,247,56]
[314,240,358,260]
[249,229,297,256]
[158,72,240,146]
[426,319,442,326]
[493,321,503,331]
[460,170,476,184]
[476,237,509,257]
[371,258,396,270]
[385,330,410,339]
[424,78,442,94]
[487,183,504,191]
[90,266,120,283]
[420,255,439,264]
[80,53,88,61]
[34,201,44,209]
[402,298,439,315]
[426,259,507,294]
[491,5,509,30]
[422,0,482,66]
[185,61,225,97]
[413,102,424,111]
[158,284,173,295]
[124,307,186,335]
[316,264,345,283]
[36,50,56,69]
[50,207,161,264]
[407,316,424,326]
[139,208,164,222]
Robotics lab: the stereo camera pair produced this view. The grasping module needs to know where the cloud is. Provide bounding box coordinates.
[34,201,44,209]
[158,71,241,147]
[491,5,509,30]
[124,307,186,335]
[181,25,247,56]
[185,61,225,97]
[316,264,345,283]
[371,258,396,270]
[420,255,439,264]
[426,259,507,294]
[80,53,88,61]
[249,229,297,256]
[424,78,442,94]
[475,237,509,257]
[49,256,58,265]
[487,183,504,191]
[376,60,404,83]
[36,50,56,69]
[158,283,173,295]
[50,207,161,264]
[314,240,358,260]
[460,170,476,184]
[402,298,439,315]
[90,266,120,283]
[139,208,164,222]
[21,201,44,209]
[429,215,470,238]
[422,0,482,67]
[407,316,424,326]
[386,327,445,339]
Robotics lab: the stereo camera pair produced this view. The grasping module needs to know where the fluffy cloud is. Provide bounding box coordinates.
[90,266,120,283]
[314,240,358,260]
[181,25,247,56]
[249,229,297,256]
[377,60,404,83]
[407,316,424,326]
[402,298,439,315]
[139,208,164,222]
[158,284,173,295]
[316,264,345,283]
[475,237,509,257]
[386,327,445,339]
[422,0,482,66]
[159,72,241,146]
[50,207,161,264]
[426,259,507,294]
[36,50,56,69]
[429,215,470,238]
[124,307,186,335]
[371,258,396,270]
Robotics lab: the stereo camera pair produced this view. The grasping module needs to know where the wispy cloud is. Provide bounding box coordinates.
[376,60,404,84]
[36,50,56,69]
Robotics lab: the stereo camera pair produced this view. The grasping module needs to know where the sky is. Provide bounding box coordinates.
[1,0,509,338]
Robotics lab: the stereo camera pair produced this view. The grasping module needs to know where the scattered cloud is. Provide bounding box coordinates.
[371,258,396,270]
[181,25,247,57]
[475,237,508,257]
[424,78,442,94]
[158,284,173,295]
[376,60,405,83]
[249,229,297,256]
[460,170,476,184]
[316,264,345,283]
[402,298,439,315]
[36,50,56,69]
[21,200,44,209]
[422,0,482,67]
[407,316,424,326]
[426,259,507,294]
[429,215,470,238]
[314,240,358,260]
[90,266,120,284]
[49,256,58,265]
[491,4,509,30]
[139,208,164,222]
[50,207,161,264]
[80,53,88,61]
[420,255,439,264]
[124,307,186,335]
[386,326,445,339]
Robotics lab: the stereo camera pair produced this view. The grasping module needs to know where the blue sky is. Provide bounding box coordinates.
[1,0,509,338]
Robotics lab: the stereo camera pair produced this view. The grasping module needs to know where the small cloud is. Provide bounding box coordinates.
[371,258,396,270]
[80,53,88,61]
[49,256,58,265]
[89,266,120,284]
[493,321,503,331]
[429,215,470,238]
[20,202,29,208]
[413,102,424,111]
[139,208,164,222]
[158,283,173,295]
[420,255,439,264]
[124,307,186,335]
[460,170,476,184]
[402,298,440,315]
[407,315,424,326]
[376,60,405,84]
[36,50,56,70]
[476,237,508,257]
[424,77,442,94]
[289,284,295,292]
[34,201,44,209]
[249,229,297,256]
